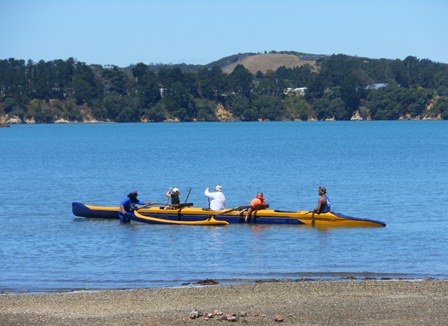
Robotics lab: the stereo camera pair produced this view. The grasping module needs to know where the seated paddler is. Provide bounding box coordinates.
[165,187,180,209]
[313,186,331,214]
[119,190,151,223]
[245,192,268,222]
[204,185,226,211]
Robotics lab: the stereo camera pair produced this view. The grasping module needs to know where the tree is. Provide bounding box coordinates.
[196,66,228,101]
[254,95,286,120]
[71,62,101,105]
[131,63,148,82]
[195,98,218,121]
[283,96,313,120]
[162,81,195,121]
[228,64,253,98]
[102,66,129,96]
[306,74,325,100]
[134,70,161,109]
[99,94,139,122]
[340,74,362,111]
[433,98,448,119]
[312,98,332,120]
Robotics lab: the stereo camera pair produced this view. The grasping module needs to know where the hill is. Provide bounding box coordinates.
[136,51,325,74]
[204,51,326,74]
[222,53,318,74]
[1,52,448,123]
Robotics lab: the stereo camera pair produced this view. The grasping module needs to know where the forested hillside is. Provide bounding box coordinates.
[1,53,448,124]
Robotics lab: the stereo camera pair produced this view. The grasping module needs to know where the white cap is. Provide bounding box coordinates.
[215,185,222,191]
[172,187,179,193]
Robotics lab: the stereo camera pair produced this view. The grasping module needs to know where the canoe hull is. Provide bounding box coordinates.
[72,202,386,227]
[131,211,229,225]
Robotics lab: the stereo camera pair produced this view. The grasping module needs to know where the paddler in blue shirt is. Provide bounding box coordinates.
[313,186,331,213]
[119,191,151,223]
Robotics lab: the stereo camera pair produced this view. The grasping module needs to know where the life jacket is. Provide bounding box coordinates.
[250,196,265,208]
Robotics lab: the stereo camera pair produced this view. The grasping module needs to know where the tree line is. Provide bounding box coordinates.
[1,54,448,123]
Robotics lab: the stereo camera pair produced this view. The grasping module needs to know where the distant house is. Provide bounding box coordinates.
[284,87,307,96]
[365,83,388,90]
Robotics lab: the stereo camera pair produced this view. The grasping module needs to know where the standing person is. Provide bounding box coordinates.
[245,192,268,222]
[119,191,151,223]
[165,187,180,208]
[313,186,331,213]
[204,185,226,211]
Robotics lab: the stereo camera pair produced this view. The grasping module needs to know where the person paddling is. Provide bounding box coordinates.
[119,191,151,223]
[245,192,268,222]
[165,187,180,208]
[313,186,331,213]
[204,185,226,211]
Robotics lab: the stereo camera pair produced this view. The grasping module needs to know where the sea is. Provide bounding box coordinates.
[1,121,447,293]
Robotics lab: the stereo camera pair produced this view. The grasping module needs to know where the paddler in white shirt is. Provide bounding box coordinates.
[204,185,226,211]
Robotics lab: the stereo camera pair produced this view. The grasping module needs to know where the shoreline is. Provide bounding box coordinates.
[1,280,447,325]
[1,274,442,295]
[2,119,446,125]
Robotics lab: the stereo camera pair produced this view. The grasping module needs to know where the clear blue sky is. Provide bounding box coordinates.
[1,0,447,67]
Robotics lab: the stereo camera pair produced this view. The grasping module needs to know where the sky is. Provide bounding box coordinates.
[1,0,447,67]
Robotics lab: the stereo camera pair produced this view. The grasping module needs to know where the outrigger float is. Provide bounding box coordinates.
[72,202,386,227]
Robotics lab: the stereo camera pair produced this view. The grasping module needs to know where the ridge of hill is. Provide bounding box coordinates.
[138,51,328,74]
[205,51,326,74]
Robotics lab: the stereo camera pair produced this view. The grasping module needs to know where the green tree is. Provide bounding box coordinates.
[162,81,195,121]
[71,62,101,105]
[340,74,362,111]
[283,96,313,120]
[254,95,286,120]
[228,64,253,98]
[433,98,448,119]
[102,66,130,96]
[196,66,228,101]
[99,94,139,122]
[312,97,332,120]
[226,94,254,120]
[195,98,218,121]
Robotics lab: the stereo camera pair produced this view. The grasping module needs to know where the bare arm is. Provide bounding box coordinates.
[314,197,325,213]
[166,188,172,198]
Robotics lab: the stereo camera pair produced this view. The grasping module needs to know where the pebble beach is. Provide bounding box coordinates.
[1,280,447,325]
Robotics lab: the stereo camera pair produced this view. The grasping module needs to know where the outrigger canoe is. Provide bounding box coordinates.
[72,202,386,227]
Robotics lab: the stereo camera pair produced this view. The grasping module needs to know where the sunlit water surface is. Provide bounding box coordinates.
[1,121,447,293]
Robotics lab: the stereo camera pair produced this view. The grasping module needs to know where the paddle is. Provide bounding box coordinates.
[184,188,192,203]
[214,205,251,216]
[135,202,166,210]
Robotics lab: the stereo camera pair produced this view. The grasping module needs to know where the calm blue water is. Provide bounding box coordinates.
[1,121,447,293]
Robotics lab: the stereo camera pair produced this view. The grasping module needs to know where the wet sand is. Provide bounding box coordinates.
[1,280,447,325]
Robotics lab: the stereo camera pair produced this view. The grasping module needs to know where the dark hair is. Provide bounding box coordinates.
[128,191,138,198]
[318,186,327,194]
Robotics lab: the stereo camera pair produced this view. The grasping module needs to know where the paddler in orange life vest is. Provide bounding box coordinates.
[245,192,268,223]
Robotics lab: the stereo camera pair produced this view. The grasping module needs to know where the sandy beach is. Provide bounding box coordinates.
[1,280,447,325]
